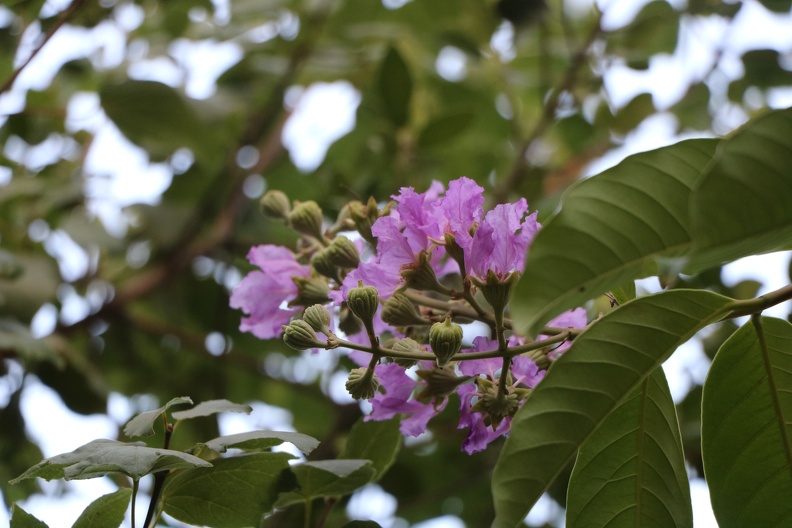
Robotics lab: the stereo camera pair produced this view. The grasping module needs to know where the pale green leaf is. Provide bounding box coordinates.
[10,439,211,482]
[567,368,692,528]
[491,289,731,528]
[274,460,374,507]
[687,107,792,271]
[123,397,193,438]
[162,452,294,528]
[702,317,792,527]
[10,505,49,528]
[377,47,412,127]
[511,139,719,336]
[71,488,132,528]
[339,418,401,482]
[171,399,252,420]
[199,430,320,456]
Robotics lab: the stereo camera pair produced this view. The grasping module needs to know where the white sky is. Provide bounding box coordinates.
[1,0,792,526]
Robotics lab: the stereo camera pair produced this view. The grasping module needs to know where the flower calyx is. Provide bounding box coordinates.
[389,337,426,368]
[415,366,472,403]
[290,276,331,307]
[303,304,332,335]
[428,316,463,367]
[348,197,381,247]
[400,250,452,296]
[470,376,526,430]
[282,319,326,351]
[347,281,380,330]
[260,189,291,220]
[381,293,429,327]
[345,367,380,400]
[471,269,520,320]
[288,200,324,241]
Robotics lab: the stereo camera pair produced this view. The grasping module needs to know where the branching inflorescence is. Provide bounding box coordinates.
[230,177,586,453]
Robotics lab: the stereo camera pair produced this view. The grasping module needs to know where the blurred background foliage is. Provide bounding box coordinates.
[1,0,792,525]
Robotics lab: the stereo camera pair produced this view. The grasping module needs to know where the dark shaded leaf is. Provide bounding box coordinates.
[274,460,374,507]
[339,418,401,482]
[71,488,132,528]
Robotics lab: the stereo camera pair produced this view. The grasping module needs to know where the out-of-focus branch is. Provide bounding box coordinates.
[0,0,89,96]
[493,10,603,203]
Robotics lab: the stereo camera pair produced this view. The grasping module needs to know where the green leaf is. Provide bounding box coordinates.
[417,112,475,147]
[511,138,719,336]
[274,460,374,507]
[566,368,692,528]
[339,418,402,482]
[491,289,731,528]
[123,396,193,437]
[162,452,294,528]
[199,430,320,456]
[702,316,792,527]
[71,488,132,528]
[99,80,218,164]
[10,504,49,528]
[171,399,252,420]
[377,47,412,127]
[687,107,792,271]
[10,439,211,482]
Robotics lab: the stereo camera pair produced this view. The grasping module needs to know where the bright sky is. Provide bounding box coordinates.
[1,0,792,526]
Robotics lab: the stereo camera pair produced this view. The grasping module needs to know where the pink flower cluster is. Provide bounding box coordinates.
[230,177,587,453]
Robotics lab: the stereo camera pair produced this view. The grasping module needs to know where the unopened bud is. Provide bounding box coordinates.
[349,197,381,247]
[326,236,360,269]
[415,367,472,402]
[345,367,380,400]
[290,276,331,307]
[303,304,332,335]
[347,281,380,327]
[382,293,429,327]
[310,250,339,281]
[260,190,291,220]
[338,304,363,336]
[283,320,324,351]
[288,200,324,240]
[389,337,426,368]
[428,316,463,367]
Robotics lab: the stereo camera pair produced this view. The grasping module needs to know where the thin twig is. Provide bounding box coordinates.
[0,0,89,96]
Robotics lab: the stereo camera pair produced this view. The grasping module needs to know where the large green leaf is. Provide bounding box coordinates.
[10,439,211,482]
[123,396,193,438]
[162,452,294,528]
[687,107,792,271]
[566,368,692,528]
[274,460,375,508]
[491,289,731,528]
[702,317,792,527]
[71,488,132,528]
[511,139,719,336]
[339,418,402,482]
[171,399,252,421]
[376,47,412,128]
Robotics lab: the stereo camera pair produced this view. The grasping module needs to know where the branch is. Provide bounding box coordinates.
[0,0,89,96]
[492,10,603,203]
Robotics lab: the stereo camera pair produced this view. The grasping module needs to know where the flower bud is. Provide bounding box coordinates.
[290,276,331,307]
[303,304,332,335]
[400,251,451,295]
[288,200,324,240]
[345,367,380,400]
[390,337,425,368]
[326,236,360,269]
[310,250,339,281]
[347,281,380,327]
[282,320,325,351]
[443,232,466,275]
[259,190,291,220]
[338,304,362,335]
[415,366,472,402]
[381,293,429,327]
[428,316,463,367]
[349,197,380,247]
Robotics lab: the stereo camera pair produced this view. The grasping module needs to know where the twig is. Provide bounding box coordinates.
[0,0,89,96]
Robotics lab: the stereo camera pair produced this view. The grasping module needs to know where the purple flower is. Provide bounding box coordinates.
[230,245,310,339]
[457,384,511,454]
[366,361,447,437]
[544,308,588,360]
[439,176,484,251]
[466,198,539,280]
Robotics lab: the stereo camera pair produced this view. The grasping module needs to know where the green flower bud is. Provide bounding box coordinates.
[326,236,360,269]
[310,250,339,281]
[381,293,429,327]
[428,316,463,367]
[415,366,472,403]
[347,281,380,327]
[400,250,452,295]
[303,304,332,335]
[282,320,324,351]
[443,232,466,276]
[290,276,331,307]
[349,197,381,247]
[288,200,324,240]
[345,367,380,400]
[338,304,362,335]
[259,189,291,220]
